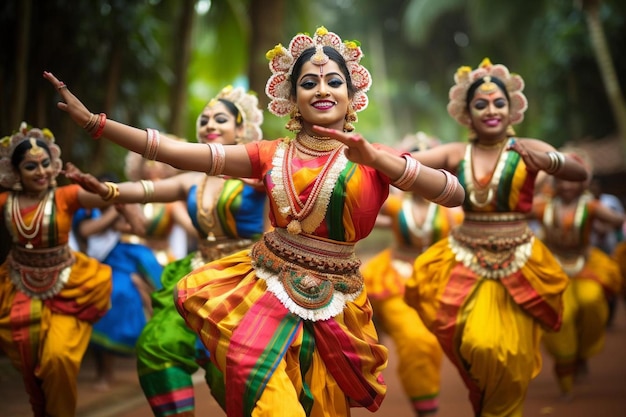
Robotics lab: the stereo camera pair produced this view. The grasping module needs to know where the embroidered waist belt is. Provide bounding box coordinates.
[190,238,254,270]
[8,245,75,299]
[449,214,533,279]
[251,228,363,320]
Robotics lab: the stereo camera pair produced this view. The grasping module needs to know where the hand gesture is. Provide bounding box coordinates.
[43,71,93,128]
[507,139,544,173]
[64,162,107,196]
[312,125,378,166]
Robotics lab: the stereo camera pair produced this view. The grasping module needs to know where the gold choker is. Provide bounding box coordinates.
[474,140,506,150]
[296,132,343,153]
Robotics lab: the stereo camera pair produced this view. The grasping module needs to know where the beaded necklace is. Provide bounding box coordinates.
[294,132,343,157]
[271,140,348,235]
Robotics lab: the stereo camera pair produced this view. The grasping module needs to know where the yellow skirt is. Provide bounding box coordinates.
[543,247,621,393]
[0,250,111,417]
[362,249,442,413]
[405,237,567,416]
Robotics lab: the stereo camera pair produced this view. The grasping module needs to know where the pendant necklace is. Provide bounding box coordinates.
[463,140,508,208]
[197,175,224,242]
[12,191,51,249]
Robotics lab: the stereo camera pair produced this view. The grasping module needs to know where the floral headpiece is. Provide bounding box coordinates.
[0,122,63,189]
[265,26,372,117]
[447,58,528,127]
[208,85,263,143]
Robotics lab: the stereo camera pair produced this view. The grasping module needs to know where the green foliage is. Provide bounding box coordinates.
[1,0,624,174]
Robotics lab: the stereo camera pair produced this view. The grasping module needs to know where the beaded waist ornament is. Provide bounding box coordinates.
[8,245,75,299]
[189,237,254,270]
[251,228,363,321]
[449,213,533,279]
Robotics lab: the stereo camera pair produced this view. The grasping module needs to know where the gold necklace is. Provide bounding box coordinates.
[463,141,508,208]
[296,132,343,153]
[473,139,507,150]
[270,140,348,235]
[12,191,51,249]
[197,175,224,241]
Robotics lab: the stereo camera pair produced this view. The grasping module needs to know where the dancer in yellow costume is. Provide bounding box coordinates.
[404,59,589,416]
[0,123,115,417]
[44,26,465,416]
[361,133,462,417]
[533,149,624,399]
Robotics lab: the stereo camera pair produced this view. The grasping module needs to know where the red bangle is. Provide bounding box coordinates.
[92,113,107,139]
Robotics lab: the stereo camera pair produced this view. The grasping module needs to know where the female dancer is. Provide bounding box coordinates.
[361,132,462,417]
[533,149,624,399]
[53,85,267,415]
[135,86,267,416]
[403,58,588,416]
[73,200,163,391]
[0,123,114,417]
[44,26,464,416]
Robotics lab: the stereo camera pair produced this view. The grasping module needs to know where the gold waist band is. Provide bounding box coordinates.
[190,238,255,270]
[251,229,363,317]
[450,218,533,279]
[8,245,75,300]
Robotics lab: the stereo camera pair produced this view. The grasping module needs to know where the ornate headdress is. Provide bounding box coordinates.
[0,122,63,189]
[447,58,528,127]
[265,26,372,118]
[207,85,264,143]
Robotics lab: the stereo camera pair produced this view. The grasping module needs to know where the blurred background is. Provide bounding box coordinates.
[1,0,625,196]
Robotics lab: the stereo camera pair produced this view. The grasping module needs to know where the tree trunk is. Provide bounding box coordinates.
[248,0,285,110]
[168,0,196,136]
[10,0,32,130]
[582,0,626,162]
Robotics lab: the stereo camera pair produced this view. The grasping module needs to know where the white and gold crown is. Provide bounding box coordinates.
[0,122,63,189]
[447,58,528,127]
[211,85,263,143]
[265,26,372,118]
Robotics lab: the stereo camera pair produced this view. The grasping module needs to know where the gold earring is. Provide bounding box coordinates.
[343,107,357,132]
[12,180,23,191]
[506,125,516,137]
[467,126,478,141]
[286,108,302,132]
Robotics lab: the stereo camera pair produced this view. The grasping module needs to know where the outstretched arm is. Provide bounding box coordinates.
[313,126,465,207]
[44,71,253,178]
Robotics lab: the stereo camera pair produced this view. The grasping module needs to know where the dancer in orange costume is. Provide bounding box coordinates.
[0,123,115,417]
[44,26,465,416]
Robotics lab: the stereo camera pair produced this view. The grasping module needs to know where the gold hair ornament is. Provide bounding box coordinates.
[265,26,372,119]
[0,122,63,189]
[447,58,528,127]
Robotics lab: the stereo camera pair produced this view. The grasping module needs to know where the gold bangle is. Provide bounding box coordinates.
[140,179,154,203]
[102,182,119,201]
